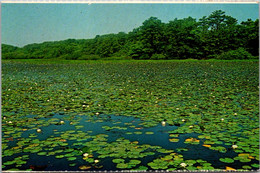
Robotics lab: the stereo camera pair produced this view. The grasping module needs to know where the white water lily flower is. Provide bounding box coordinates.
[180,163,187,167]
[161,121,166,126]
[221,118,224,121]
[182,119,185,122]
[189,125,193,128]
[232,145,238,149]
[94,160,99,163]
[37,129,42,133]
[83,153,89,157]
[60,121,65,124]
[234,113,237,115]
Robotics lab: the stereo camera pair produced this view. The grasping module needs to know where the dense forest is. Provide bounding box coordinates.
[2,10,259,60]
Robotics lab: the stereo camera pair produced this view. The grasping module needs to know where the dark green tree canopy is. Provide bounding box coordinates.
[2,10,259,60]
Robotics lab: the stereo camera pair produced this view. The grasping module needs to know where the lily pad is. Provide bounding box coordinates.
[219,158,234,163]
[242,165,252,169]
[79,165,91,170]
[37,152,47,155]
[148,158,169,169]
[67,157,77,161]
[145,132,154,135]
[134,131,142,135]
[112,158,124,164]
[134,166,148,170]
[3,161,15,166]
[55,155,65,159]
[251,163,259,168]
[129,159,141,165]
[169,138,179,142]
[116,163,128,169]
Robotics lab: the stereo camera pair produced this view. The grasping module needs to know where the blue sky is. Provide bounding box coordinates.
[1,3,259,47]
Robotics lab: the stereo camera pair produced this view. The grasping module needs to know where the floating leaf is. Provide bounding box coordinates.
[134,166,148,170]
[242,165,252,169]
[219,158,234,163]
[117,163,128,169]
[185,138,200,144]
[169,138,179,142]
[162,155,173,161]
[186,166,197,170]
[67,157,77,161]
[112,159,125,163]
[3,161,15,166]
[134,131,142,135]
[79,165,91,170]
[226,166,236,171]
[37,152,47,156]
[251,163,259,168]
[169,134,179,137]
[85,158,94,163]
[176,148,188,152]
[145,132,154,135]
[129,159,141,165]
[239,158,251,163]
[55,155,64,159]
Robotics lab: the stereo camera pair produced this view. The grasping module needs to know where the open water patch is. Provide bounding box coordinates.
[2,113,259,171]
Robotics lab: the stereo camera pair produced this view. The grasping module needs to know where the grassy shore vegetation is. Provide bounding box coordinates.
[2,10,259,60]
[2,60,259,171]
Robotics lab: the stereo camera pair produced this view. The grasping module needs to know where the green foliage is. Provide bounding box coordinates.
[2,44,18,53]
[151,54,166,60]
[78,55,100,60]
[165,17,201,59]
[1,60,259,171]
[1,11,258,60]
[128,42,146,59]
[216,47,254,60]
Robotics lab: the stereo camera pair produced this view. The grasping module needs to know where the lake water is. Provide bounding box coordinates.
[3,113,258,171]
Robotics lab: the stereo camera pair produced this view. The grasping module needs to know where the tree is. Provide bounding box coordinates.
[198,10,239,58]
[165,17,201,59]
[2,11,258,60]
[129,17,166,59]
[239,19,259,56]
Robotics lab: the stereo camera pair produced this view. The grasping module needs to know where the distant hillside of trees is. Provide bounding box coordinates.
[2,10,259,60]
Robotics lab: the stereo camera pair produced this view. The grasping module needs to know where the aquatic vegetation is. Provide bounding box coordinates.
[219,158,235,163]
[2,60,259,171]
[169,138,179,142]
[79,165,91,170]
[148,158,169,169]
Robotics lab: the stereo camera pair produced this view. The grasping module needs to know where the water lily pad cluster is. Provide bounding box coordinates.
[184,138,200,145]
[2,60,259,171]
[113,159,142,169]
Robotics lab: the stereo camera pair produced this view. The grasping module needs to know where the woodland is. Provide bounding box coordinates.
[2,10,259,60]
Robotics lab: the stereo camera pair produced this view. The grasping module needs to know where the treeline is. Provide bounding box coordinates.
[2,10,259,60]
